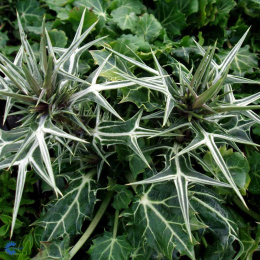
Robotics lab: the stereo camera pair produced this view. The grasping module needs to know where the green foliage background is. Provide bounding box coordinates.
[0,0,259,259]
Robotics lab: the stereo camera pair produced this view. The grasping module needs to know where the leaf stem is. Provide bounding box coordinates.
[113,209,119,238]
[125,172,137,193]
[202,237,208,248]
[233,196,260,221]
[69,191,114,259]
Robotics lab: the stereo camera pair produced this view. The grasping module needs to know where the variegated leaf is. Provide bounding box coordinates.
[123,182,196,259]
[130,146,230,241]
[174,122,251,208]
[34,170,97,241]
[190,185,244,260]
[92,110,167,168]
[88,232,133,260]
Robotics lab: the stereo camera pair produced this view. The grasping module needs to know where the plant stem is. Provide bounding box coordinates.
[69,191,114,259]
[0,5,9,10]
[125,172,137,193]
[233,196,260,221]
[113,209,119,238]
[202,237,208,248]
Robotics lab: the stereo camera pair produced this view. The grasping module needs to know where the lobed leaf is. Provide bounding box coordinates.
[124,182,196,259]
[34,170,97,241]
[88,232,133,260]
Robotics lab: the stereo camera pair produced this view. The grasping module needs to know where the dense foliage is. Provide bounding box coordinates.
[0,0,259,259]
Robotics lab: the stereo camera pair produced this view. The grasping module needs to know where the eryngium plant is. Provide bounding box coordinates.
[104,29,260,257]
[0,10,162,237]
[0,11,259,260]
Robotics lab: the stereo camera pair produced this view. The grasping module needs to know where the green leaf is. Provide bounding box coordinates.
[0,252,16,260]
[253,124,260,136]
[90,50,124,80]
[175,123,250,208]
[67,6,98,31]
[0,224,9,236]
[175,0,199,16]
[34,170,97,241]
[114,0,146,14]
[121,86,163,112]
[74,0,109,20]
[42,56,53,99]
[217,45,258,76]
[93,110,162,168]
[88,232,133,260]
[129,154,152,179]
[238,0,260,17]
[21,230,34,257]
[190,43,216,93]
[171,40,199,63]
[119,34,150,52]
[0,90,38,105]
[130,243,154,259]
[116,72,177,126]
[154,1,186,36]
[125,182,196,259]
[131,147,230,241]
[248,152,260,194]
[133,14,162,43]
[111,7,138,31]
[193,70,228,109]
[190,185,243,260]
[110,185,133,210]
[210,0,236,25]
[203,147,250,190]
[110,36,139,56]
[216,0,236,15]
[111,0,146,31]
[0,214,12,225]
[17,0,45,31]
[45,0,74,12]
[0,31,8,50]
[32,236,70,260]
[22,65,41,95]
[0,128,27,157]
[48,29,68,48]
[195,0,217,28]
[239,225,260,260]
